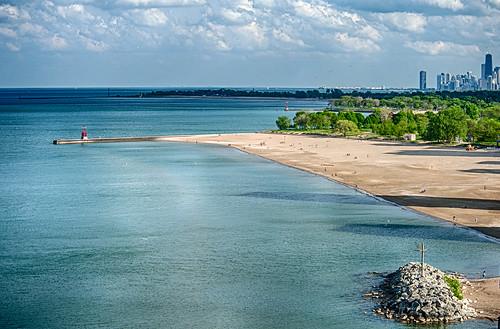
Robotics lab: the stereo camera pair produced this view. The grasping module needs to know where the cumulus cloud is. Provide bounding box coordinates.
[0,27,17,38]
[335,32,381,52]
[112,0,206,7]
[0,4,31,20]
[126,8,168,26]
[5,42,20,52]
[405,40,480,55]
[419,0,464,10]
[378,12,427,33]
[46,34,68,50]
[0,0,496,61]
[484,0,500,9]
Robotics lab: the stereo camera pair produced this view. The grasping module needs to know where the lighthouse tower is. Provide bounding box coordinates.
[81,127,88,140]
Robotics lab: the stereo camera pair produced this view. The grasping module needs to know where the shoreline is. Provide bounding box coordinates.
[159,132,500,320]
[159,133,500,240]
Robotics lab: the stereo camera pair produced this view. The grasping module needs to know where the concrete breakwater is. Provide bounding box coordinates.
[368,262,476,324]
[53,136,167,145]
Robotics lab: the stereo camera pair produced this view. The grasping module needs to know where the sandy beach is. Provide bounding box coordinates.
[466,278,500,320]
[160,132,500,319]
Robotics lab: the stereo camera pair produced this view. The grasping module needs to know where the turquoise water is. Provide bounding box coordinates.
[0,93,499,328]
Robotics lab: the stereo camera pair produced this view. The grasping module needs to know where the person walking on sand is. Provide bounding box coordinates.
[482,270,486,279]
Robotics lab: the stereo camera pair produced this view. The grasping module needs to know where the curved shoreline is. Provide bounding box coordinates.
[231,143,500,244]
[158,132,500,320]
[159,133,500,240]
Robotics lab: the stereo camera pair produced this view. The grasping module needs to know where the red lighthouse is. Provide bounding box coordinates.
[81,127,88,140]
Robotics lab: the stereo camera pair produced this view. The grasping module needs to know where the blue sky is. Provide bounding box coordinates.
[0,0,499,88]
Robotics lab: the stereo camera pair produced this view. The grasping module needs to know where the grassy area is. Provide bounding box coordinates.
[444,275,464,300]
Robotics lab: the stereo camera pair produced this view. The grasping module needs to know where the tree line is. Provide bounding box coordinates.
[276,96,500,143]
[128,88,500,103]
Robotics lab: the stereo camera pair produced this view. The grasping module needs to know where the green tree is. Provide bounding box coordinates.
[293,111,309,129]
[335,120,359,137]
[475,118,500,142]
[463,102,480,119]
[441,106,467,142]
[338,110,359,126]
[415,113,429,137]
[364,111,381,129]
[276,116,291,130]
[322,111,338,128]
[308,112,330,129]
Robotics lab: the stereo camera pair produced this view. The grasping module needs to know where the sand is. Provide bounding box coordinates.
[465,278,500,320]
[159,132,500,317]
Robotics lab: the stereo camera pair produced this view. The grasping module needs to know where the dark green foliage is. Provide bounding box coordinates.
[473,118,500,142]
[277,95,499,143]
[276,116,291,130]
[293,111,309,129]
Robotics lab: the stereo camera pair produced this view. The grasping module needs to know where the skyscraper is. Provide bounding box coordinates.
[485,53,493,78]
[419,71,426,90]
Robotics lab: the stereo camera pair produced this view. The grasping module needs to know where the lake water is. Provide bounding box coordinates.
[0,90,499,328]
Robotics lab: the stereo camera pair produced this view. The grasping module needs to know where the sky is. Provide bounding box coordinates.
[0,0,499,88]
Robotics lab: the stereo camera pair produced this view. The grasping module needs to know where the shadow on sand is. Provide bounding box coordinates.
[387,150,499,157]
[460,168,500,175]
[477,160,500,165]
[378,195,500,211]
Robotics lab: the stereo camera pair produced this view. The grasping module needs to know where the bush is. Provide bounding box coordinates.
[444,275,463,300]
[276,116,291,130]
[335,120,359,137]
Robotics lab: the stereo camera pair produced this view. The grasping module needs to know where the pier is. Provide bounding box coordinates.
[53,136,167,145]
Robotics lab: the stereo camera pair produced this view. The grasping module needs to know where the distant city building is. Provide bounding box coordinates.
[419,71,426,90]
[485,53,493,78]
[431,53,496,91]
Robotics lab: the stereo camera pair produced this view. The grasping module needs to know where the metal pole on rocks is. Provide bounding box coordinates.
[417,242,426,277]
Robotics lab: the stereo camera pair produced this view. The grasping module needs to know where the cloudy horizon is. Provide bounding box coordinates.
[0,0,499,88]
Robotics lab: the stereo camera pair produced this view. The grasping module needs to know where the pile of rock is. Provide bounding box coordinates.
[369,262,476,324]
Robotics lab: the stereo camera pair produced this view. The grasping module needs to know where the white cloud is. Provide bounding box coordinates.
[46,35,68,50]
[292,0,362,28]
[379,12,427,33]
[0,27,17,38]
[5,42,20,51]
[0,4,31,20]
[335,32,380,52]
[419,0,464,10]
[113,0,206,7]
[272,29,306,47]
[81,36,109,51]
[484,0,500,9]
[18,23,48,36]
[405,40,480,55]
[127,8,168,26]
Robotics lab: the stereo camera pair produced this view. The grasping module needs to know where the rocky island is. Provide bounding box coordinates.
[369,262,477,324]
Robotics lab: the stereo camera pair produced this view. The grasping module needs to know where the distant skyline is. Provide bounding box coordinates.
[0,0,499,88]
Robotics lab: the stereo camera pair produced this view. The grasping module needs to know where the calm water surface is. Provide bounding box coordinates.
[0,92,499,328]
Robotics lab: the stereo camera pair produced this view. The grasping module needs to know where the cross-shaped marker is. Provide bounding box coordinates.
[417,242,426,277]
